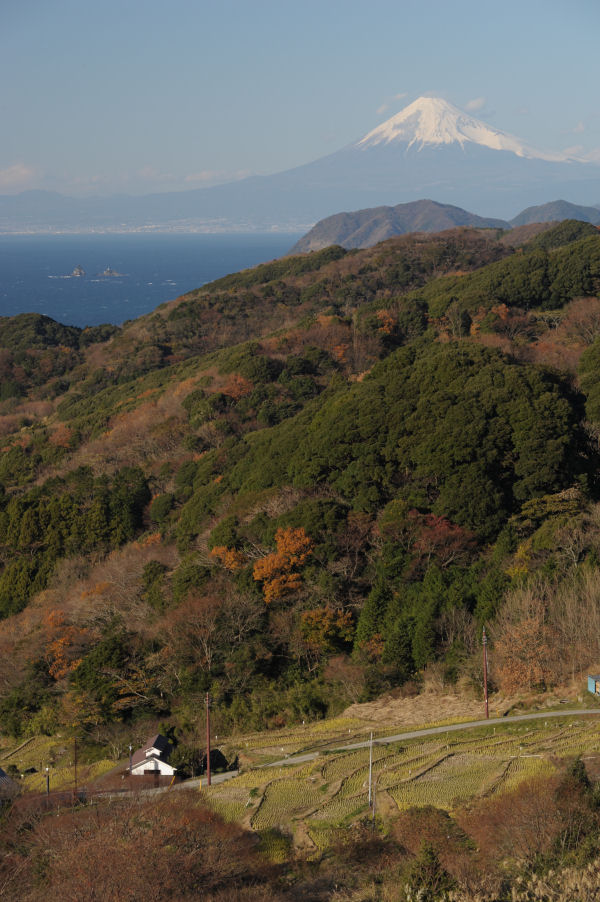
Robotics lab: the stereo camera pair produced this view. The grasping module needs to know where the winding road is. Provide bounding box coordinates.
[179,707,600,789]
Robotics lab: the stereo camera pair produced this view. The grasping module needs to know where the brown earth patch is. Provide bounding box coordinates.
[342,684,586,729]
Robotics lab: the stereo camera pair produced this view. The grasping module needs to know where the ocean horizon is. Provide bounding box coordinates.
[0,232,302,328]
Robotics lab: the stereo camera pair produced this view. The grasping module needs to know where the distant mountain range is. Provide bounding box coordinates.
[1,97,600,233]
[510,200,600,228]
[290,198,600,253]
[290,200,508,252]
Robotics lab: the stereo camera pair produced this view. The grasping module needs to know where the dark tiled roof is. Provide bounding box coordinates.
[130,734,172,768]
[146,734,171,754]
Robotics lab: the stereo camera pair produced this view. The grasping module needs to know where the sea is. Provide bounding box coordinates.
[0,233,302,328]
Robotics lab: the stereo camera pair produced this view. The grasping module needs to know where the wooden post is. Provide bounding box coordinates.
[73,738,78,802]
[368,731,373,807]
[483,626,489,719]
[372,775,377,827]
[206,692,211,787]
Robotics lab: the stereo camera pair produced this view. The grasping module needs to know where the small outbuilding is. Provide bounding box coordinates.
[587,675,600,696]
[0,767,18,801]
[130,734,177,777]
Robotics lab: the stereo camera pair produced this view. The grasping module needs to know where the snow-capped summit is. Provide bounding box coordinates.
[357,96,574,162]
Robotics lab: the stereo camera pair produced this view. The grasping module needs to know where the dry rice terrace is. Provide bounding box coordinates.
[202,702,600,851]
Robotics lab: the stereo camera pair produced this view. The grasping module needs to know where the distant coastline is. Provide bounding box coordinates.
[0,222,314,237]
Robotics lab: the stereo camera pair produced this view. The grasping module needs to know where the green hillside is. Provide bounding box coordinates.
[0,222,600,746]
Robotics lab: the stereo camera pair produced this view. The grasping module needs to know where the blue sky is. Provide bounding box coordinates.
[1,0,599,196]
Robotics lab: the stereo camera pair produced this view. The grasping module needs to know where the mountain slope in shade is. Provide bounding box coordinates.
[290,199,510,252]
[510,199,600,227]
[1,97,600,231]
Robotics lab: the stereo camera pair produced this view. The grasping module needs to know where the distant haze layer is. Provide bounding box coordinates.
[1,97,599,232]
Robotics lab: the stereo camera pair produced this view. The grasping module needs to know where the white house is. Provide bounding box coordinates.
[130,734,177,777]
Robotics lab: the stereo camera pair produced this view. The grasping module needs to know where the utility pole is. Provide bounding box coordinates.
[368,731,373,807]
[73,738,78,802]
[205,692,211,787]
[45,767,49,796]
[129,744,133,776]
[372,775,377,828]
[483,626,489,720]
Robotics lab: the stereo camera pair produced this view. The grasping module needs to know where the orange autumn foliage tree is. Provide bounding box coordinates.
[210,546,246,571]
[43,610,88,680]
[223,372,253,400]
[253,527,314,603]
[376,309,396,335]
[48,423,74,449]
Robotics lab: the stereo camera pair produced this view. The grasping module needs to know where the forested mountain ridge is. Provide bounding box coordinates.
[291,197,600,252]
[1,221,600,743]
[289,198,511,252]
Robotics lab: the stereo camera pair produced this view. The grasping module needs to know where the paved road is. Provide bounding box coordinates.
[175,770,239,789]
[263,708,600,769]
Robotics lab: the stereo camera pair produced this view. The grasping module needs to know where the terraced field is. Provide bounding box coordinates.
[232,716,375,767]
[206,716,600,848]
[0,735,115,792]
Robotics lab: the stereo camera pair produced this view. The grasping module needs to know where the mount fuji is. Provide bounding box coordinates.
[2,97,599,232]
[356,96,570,160]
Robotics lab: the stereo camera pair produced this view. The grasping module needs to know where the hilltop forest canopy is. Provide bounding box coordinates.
[1,221,600,739]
